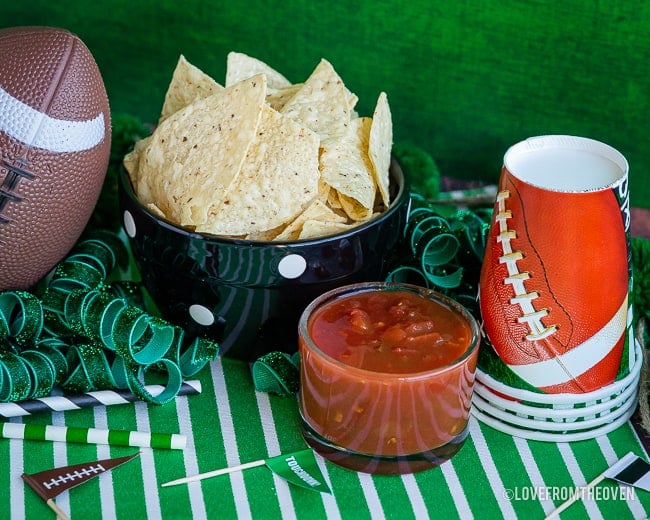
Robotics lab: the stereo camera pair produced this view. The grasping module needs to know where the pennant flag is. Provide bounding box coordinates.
[162,448,331,494]
[265,449,331,494]
[545,451,650,519]
[22,452,140,519]
[603,451,650,491]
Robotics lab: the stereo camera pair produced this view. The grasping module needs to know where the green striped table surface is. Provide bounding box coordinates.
[3,356,649,519]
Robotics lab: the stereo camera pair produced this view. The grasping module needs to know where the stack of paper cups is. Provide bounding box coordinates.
[471,340,641,442]
[474,135,639,441]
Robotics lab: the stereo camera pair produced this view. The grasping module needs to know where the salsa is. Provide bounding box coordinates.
[307,289,472,373]
[298,284,480,473]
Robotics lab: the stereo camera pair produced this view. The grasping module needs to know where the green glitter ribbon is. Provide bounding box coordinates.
[251,352,300,396]
[0,230,220,406]
[386,193,491,315]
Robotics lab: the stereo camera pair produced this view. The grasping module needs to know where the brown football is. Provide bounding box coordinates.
[0,26,111,291]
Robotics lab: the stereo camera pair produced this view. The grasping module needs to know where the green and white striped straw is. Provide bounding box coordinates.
[1,422,186,450]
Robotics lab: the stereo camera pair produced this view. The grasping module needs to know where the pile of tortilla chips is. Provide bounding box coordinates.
[124,52,393,241]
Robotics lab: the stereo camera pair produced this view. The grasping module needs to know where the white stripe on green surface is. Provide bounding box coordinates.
[52,412,70,518]
[134,400,161,519]
[256,390,297,517]
[440,456,473,518]
[9,426,25,520]
[93,407,117,520]
[469,419,518,519]
[209,359,253,519]
[315,455,342,519]
[558,442,603,519]
[175,393,206,519]
[358,473,385,520]
[513,435,555,515]
[401,473,428,517]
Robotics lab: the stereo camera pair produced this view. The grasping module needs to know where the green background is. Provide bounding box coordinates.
[2,0,648,206]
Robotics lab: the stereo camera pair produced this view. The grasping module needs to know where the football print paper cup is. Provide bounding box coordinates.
[298,282,480,475]
[479,135,632,394]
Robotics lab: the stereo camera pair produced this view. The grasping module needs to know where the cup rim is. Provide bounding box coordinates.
[298,281,480,379]
[470,390,638,442]
[503,135,629,193]
[471,388,637,431]
[119,157,409,246]
[472,375,637,420]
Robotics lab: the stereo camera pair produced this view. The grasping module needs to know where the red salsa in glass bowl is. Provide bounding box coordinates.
[298,282,480,475]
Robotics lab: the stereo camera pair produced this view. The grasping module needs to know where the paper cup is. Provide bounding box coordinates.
[479,135,632,394]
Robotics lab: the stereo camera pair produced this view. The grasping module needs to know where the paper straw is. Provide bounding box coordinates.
[0,423,186,450]
[0,380,202,418]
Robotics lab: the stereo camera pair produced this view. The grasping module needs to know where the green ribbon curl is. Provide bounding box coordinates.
[0,230,220,406]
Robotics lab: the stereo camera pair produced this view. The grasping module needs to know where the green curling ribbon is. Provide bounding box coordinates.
[111,356,183,405]
[386,194,491,302]
[252,351,300,396]
[63,343,116,394]
[21,350,57,398]
[106,281,145,308]
[0,291,43,349]
[0,229,220,405]
[0,351,32,402]
[172,336,220,377]
[34,341,69,386]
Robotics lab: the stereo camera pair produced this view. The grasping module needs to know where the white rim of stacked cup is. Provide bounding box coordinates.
[470,340,642,442]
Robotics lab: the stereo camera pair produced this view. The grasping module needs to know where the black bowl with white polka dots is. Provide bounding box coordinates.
[118,160,410,361]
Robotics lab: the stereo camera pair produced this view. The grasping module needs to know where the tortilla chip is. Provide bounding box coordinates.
[266,83,302,111]
[338,192,373,222]
[123,135,152,187]
[245,223,287,241]
[196,104,320,236]
[319,117,376,215]
[298,219,357,240]
[327,186,342,209]
[369,92,392,207]
[274,199,347,241]
[159,55,224,123]
[281,59,351,146]
[226,51,292,89]
[145,202,167,219]
[137,74,267,226]
[316,177,329,199]
[346,90,359,113]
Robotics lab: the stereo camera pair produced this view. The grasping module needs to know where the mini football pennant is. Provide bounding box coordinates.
[22,452,140,519]
[545,451,650,519]
[603,451,650,491]
[162,448,331,494]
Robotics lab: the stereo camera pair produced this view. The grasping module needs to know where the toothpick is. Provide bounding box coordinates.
[162,458,267,487]
[544,473,607,519]
[46,498,70,520]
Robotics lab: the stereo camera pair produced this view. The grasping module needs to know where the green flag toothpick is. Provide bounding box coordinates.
[161,448,331,494]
